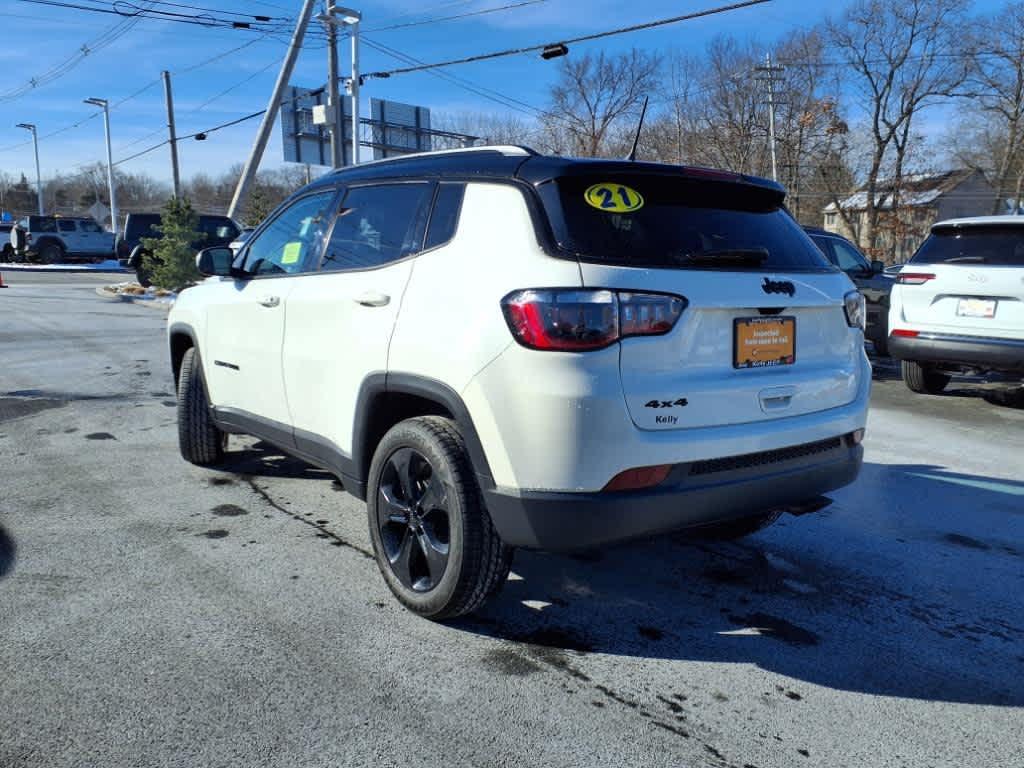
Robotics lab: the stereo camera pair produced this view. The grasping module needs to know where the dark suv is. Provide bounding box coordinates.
[805,226,893,356]
[119,212,240,285]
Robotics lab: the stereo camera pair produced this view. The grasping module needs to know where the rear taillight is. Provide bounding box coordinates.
[843,290,866,331]
[896,272,935,285]
[501,289,686,351]
[891,329,918,338]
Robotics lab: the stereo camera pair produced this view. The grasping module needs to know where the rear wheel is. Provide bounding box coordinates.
[177,347,226,466]
[367,416,512,620]
[872,335,889,358]
[902,360,950,394]
[690,510,782,541]
[38,241,64,264]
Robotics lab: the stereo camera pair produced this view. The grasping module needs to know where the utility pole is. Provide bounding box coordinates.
[228,0,317,220]
[16,123,43,215]
[84,98,118,236]
[162,71,181,197]
[754,52,784,182]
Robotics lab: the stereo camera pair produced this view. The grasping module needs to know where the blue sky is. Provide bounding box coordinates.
[0,0,1009,185]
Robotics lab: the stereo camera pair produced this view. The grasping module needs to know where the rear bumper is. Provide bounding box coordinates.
[889,332,1024,372]
[484,436,863,551]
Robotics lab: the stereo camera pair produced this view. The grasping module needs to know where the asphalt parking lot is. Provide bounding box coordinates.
[2,272,1022,768]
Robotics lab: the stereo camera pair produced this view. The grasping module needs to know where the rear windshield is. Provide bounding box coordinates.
[125,214,161,240]
[537,175,830,271]
[913,226,1024,266]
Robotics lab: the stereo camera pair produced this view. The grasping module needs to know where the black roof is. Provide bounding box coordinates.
[307,147,786,196]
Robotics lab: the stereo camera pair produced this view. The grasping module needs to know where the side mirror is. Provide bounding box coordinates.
[196,246,235,277]
[871,260,885,274]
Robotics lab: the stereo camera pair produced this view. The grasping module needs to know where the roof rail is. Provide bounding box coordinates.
[330,144,538,174]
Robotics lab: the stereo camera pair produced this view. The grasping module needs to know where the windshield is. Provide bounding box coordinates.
[537,174,830,271]
[913,226,1024,266]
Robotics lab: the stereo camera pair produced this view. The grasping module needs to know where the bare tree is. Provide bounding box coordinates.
[434,111,535,147]
[543,49,660,157]
[958,2,1024,213]
[828,0,969,256]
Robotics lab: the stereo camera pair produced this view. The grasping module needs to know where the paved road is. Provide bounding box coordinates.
[2,274,1022,768]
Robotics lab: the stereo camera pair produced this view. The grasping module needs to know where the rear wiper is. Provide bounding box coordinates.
[943,255,987,263]
[677,248,769,267]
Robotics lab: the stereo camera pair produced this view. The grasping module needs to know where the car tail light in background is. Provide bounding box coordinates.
[843,290,866,331]
[603,464,673,492]
[896,272,936,285]
[501,289,687,351]
[891,329,919,338]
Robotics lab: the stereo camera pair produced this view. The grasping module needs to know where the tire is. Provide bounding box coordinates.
[902,360,950,394]
[135,263,153,288]
[367,416,512,620]
[691,510,781,541]
[1,243,12,261]
[38,241,64,264]
[177,347,226,466]
[872,335,889,358]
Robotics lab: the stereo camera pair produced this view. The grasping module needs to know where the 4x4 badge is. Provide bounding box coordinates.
[762,277,795,297]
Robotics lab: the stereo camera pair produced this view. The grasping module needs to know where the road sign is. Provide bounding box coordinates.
[280,85,352,167]
[280,86,477,168]
[88,201,110,226]
[368,99,432,159]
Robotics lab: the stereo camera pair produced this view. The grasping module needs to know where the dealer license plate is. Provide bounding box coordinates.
[734,317,796,369]
[956,298,996,318]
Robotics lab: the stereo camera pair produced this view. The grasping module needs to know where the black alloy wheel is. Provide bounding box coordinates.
[376,447,452,592]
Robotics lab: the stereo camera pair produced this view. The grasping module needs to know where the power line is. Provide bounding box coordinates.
[365,0,546,33]
[365,0,772,79]
[1,1,158,102]
[14,0,295,32]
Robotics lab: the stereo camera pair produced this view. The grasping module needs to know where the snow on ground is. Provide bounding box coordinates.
[0,260,128,272]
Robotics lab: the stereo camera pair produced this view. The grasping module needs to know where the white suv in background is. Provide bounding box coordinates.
[889,216,1024,393]
[168,147,870,619]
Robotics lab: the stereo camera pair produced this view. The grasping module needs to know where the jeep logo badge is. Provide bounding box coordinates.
[762,277,795,297]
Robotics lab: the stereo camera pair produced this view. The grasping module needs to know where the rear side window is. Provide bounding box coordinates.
[126,215,160,240]
[58,220,76,232]
[912,226,1024,266]
[31,216,56,233]
[198,217,239,243]
[424,183,465,250]
[320,183,432,271]
[538,175,830,271]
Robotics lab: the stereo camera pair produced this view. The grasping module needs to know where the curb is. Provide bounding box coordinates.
[1,264,130,274]
[95,286,174,312]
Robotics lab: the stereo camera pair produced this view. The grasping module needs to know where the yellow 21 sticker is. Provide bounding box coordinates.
[584,183,644,213]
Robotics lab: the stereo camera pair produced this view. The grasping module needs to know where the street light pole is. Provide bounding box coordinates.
[323,5,361,167]
[15,123,43,215]
[84,98,119,237]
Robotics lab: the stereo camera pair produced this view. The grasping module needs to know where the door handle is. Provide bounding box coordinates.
[258,295,280,308]
[354,291,390,307]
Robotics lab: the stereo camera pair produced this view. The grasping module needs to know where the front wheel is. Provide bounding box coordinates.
[177,347,226,466]
[902,360,950,394]
[367,416,512,620]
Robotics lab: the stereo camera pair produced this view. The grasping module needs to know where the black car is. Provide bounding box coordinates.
[804,226,893,356]
[119,212,241,285]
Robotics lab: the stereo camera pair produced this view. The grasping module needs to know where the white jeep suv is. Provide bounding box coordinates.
[889,216,1024,393]
[168,147,870,619]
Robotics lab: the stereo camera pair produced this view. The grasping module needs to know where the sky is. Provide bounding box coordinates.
[0,0,1011,187]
